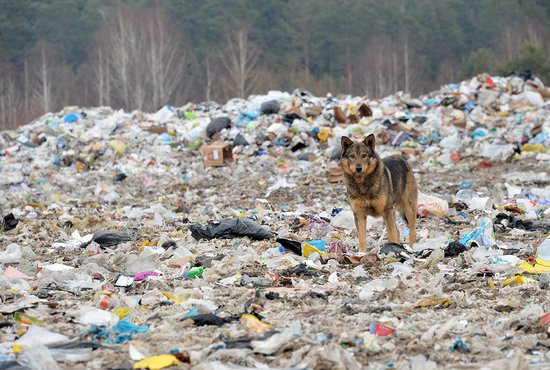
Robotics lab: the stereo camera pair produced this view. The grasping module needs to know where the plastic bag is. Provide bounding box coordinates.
[190,217,273,240]
[460,218,496,248]
[84,230,133,248]
[260,100,280,115]
[0,243,22,263]
[206,116,231,138]
[417,192,448,218]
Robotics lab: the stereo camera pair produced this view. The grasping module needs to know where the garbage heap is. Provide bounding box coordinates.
[1,74,549,369]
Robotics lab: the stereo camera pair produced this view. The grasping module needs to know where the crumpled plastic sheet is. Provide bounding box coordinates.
[190,217,273,241]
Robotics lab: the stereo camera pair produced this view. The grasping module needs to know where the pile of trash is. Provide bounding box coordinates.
[1,73,549,369]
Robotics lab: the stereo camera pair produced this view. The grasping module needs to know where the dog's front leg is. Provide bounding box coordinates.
[350,199,367,252]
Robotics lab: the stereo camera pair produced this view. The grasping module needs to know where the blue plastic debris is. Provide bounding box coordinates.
[331,208,343,217]
[463,101,476,112]
[449,337,469,353]
[158,132,173,144]
[305,239,326,252]
[471,128,488,140]
[184,307,199,318]
[90,319,149,344]
[64,112,80,123]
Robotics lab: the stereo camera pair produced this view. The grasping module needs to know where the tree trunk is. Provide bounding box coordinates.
[404,38,410,94]
[24,57,29,123]
[98,49,104,105]
[41,45,51,113]
[205,54,213,101]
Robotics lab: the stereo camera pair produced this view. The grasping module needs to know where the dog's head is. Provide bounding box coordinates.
[340,134,378,179]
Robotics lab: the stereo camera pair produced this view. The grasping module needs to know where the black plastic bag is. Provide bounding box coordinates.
[275,238,302,255]
[82,230,133,248]
[206,117,231,138]
[184,313,239,326]
[380,242,408,255]
[444,241,468,257]
[190,217,273,240]
[2,213,18,231]
[260,100,280,115]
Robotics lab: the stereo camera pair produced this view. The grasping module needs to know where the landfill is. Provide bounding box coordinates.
[0,73,549,369]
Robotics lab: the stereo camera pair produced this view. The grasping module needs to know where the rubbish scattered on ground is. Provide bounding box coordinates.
[1,73,549,368]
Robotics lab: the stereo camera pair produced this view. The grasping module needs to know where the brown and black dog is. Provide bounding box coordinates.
[340,134,418,252]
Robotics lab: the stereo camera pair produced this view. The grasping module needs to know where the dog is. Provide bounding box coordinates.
[340,134,418,252]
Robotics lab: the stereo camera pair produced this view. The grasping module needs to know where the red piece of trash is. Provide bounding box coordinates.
[539,313,550,326]
[370,322,395,336]
[476,160,493,169]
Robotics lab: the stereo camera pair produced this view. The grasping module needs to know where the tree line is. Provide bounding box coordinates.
[1,0,549,129]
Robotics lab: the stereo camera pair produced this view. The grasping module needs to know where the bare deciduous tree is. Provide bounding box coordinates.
[219,28,259,98]
[32,43,55,114]
[147,7,188,108]
[86,5,189,111]
[204,53,218,102]
[355,32,421,97]
[357,37,396,97]
[0,71,19,129]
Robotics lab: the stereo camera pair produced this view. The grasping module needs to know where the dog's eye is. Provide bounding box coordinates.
[349,154,356,159]
[362,154,368,159]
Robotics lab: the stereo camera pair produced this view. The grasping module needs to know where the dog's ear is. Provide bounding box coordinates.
[341,136,353,152]
[363,134,375,151]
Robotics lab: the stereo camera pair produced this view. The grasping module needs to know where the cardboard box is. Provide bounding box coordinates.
[200,142,233,167]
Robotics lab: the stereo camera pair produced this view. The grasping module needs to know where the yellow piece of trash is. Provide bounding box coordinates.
[488,278,496,290]
[161,290,184,304]
[533,263,550,273]
[302,243,326,258]
[317,127,332,142]
[521,143,546,153]
[501,275,537,287]
[517,262,536,274]
[109,139,127,155]
[114,307,132,320]
[502,275,525,287]
[517,261,550,274]
[133,354,181,370]
[240,313,271,335]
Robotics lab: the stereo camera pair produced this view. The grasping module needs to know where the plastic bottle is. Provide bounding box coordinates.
[263,246,285,257]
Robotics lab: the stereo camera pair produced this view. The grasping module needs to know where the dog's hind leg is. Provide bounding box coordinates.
[383,209,400,243]
[405,203,417,248]
[399,197,417,248]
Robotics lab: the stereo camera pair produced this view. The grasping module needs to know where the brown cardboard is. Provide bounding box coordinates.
[200,142,233,166]
[146,126,168,134]
[358,103,373,117]
[333,106,347,123]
